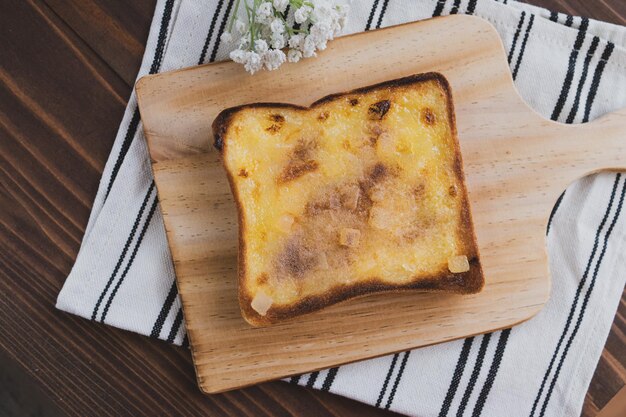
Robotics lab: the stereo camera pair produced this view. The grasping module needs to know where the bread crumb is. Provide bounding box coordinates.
[316,252,329,270]
[448,255,470,273]
[339,228,361,247]
[341,185,360,211]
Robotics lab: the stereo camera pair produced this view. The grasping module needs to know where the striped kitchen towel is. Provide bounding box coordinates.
[57,0,626,416]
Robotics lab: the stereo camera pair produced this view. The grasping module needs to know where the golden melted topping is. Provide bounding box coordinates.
[222,80,471,306]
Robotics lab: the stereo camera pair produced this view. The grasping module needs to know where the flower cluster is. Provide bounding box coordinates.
[222,0,349,74]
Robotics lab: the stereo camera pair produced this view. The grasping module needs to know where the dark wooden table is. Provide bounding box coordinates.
[1,1,625,416]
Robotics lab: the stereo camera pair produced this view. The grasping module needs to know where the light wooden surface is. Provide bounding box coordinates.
[136,15,626,394]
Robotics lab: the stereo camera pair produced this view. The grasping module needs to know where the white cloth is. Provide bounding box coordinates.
[57,1,626,416]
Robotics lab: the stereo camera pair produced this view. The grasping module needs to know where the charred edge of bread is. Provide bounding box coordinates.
[212,72,484,327]
[240,261,483,326]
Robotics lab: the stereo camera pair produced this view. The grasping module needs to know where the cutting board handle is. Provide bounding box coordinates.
[561,108,626,175]
[536,106,626,195]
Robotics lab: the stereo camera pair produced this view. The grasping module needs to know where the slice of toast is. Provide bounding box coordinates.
[213,73,483,326]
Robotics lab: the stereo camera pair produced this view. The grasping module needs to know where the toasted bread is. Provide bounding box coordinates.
[213,73,483,326]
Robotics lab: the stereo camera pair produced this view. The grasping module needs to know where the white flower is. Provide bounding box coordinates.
[287,49,302,63]
[254,39,269,53]
[271,33,285,49]
[256,2,274,24]
[273,0,289,13]
[310,21,332,43]
[294,5,313,24]
[220,31,233,43]
[224,0,350,73]
[230,48,247,64]
[262,49,286,71]
[244,51,263,74]
[311,2,333,23]
[288,33,304,49]
[270,18,285,35]
[302,35,317,57]
[234,19,246,35]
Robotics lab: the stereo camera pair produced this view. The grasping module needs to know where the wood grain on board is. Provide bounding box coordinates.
[0,0,624,415]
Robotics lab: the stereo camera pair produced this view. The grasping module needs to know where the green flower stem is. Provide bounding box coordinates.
[228,0,241,32]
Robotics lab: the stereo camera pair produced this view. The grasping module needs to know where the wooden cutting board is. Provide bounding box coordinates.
[135,15,626,394]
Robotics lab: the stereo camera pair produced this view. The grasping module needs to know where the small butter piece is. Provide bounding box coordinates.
[339,228,361,247]
[448,255,470,273]
[251,290,273,316]
[277,214,294,232]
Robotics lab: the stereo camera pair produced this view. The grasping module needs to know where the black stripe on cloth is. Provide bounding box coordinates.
[550,17,589,121]
[466,0,477,15]
[529,173,621,417]
[472,329,512,417]
[306,371,320,388]
[539,176,626,417]
[547,191,566,235]
[209,0,236,63]
[198,0,226,65]
[149,280,179,338]
[100,194,159,323]
[565,36,600,124]
[455,333,492,417]
[103,0,175,201]
[449,0,462,15]
[549,11,558,23]
[289,375,301,385]
[565,14,574,27]
[512,14,535,80]
[320,368,339,392]
[507,12,526,65]
[104,110,141,200]
[384,351,411,410]
[375,0,390,29]
[375,353,400,408]
[432,0,446,17]
[438,337,474,417]
[583,42,615,123]
[166,307,184,343]
[365,0,381,31]
[149,0,176,74]
[91,182,155,320]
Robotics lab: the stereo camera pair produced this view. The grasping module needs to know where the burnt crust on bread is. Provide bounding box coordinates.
[212,73,484,327]
[240,258,482,326]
